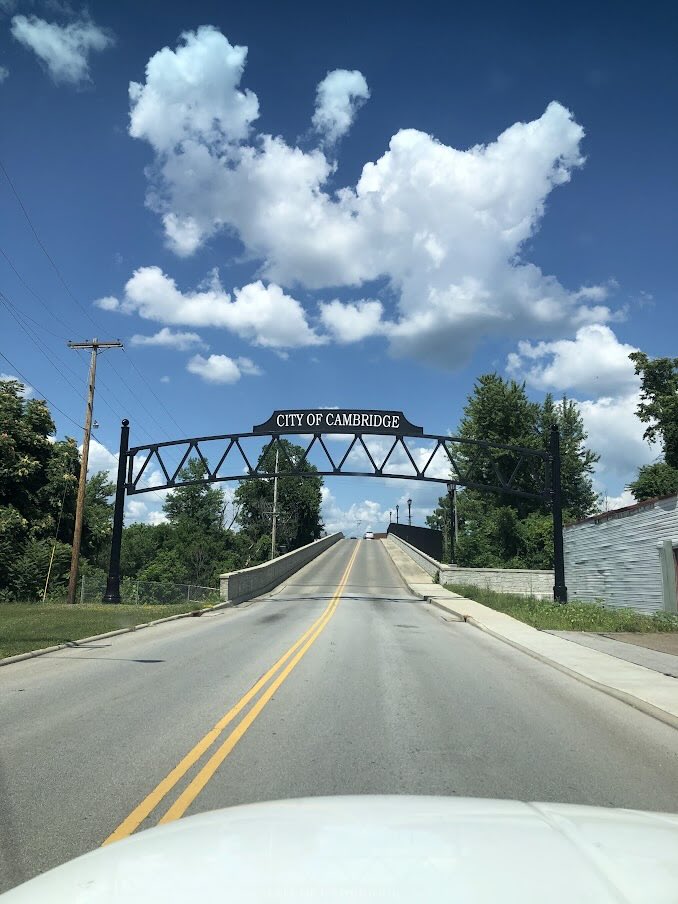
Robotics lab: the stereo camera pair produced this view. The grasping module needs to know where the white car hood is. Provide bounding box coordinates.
[3,796,678,903]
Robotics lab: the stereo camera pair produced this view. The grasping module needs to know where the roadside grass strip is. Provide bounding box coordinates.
[444,585,678,633]
[0,603,201,659]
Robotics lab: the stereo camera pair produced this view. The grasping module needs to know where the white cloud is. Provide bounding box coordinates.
[319,299,384,343]
[596,488,636,513]
[11,14,113,85]
[128,26,614,367]
[321,486,388,534]
[94,295,120,311]
[130,327,206,351]
[507,324,639,396]
[118,266,325,349]
[186,353,262,384]
[84,438,117,478]
[0,65,9,83]
[312,69,370,144]
[578,392,658,485]
[129,25,258,155]
[160,375,170,383]
[235,356,263,376]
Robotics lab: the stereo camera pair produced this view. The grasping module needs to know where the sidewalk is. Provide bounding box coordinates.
[383,537,678,729]
[547,632,678,678]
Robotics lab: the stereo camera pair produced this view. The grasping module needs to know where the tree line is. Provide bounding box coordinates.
[426,352,678,567]
[2,348,676,598]
[0,377,324,600]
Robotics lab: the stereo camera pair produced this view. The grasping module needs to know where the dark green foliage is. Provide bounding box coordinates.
[629,351,678,469]
[429,374,599,568]
[234,440,324,559]
[627,461,678,502]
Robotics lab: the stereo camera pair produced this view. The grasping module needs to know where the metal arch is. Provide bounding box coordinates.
[124,429,550,500]
[104,420,566,606]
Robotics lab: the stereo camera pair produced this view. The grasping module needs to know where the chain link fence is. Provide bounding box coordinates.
[66,576,220,606]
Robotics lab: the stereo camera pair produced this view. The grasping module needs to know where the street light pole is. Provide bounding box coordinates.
[270,447,279,561]
[407,498,412,526]
[395,504,399,524]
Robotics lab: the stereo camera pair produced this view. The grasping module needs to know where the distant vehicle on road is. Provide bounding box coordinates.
[364,531,374,539]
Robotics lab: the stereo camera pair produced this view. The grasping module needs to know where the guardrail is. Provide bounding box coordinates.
[219,532,344,605]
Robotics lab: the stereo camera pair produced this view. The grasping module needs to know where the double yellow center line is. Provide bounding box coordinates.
[103,541,360,845]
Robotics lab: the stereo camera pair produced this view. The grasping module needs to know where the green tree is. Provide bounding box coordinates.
[81,471,115,568]
[540,394,599,520]
[629,351,678,468]
[235,440,324,559]
[429,375,599,568]
[627,461,678,502]
[163,459,225,531]
[0,379,79,597]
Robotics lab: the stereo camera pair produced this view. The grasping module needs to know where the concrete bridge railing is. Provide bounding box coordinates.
[220,532,344,605]
[386,532,554,599]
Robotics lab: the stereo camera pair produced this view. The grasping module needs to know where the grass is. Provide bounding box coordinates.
[444,583,678,633]
[0,602,205,660]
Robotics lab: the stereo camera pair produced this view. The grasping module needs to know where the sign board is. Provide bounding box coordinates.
[253,409,424,437]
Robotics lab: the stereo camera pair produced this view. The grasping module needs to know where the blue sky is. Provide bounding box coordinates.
[0,0,675,532]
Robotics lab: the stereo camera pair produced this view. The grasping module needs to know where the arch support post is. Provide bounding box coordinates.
[550,424,568,604]
[103,419,129,604]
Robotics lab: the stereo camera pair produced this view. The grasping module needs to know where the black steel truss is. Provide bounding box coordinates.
[103,420,566,606]
[125,430,551,501]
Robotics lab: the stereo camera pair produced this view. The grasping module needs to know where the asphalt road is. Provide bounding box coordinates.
[2,538,678,892]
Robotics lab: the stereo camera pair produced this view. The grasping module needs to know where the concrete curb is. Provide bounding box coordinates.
[382,539,678,731]
[0,604,218,668]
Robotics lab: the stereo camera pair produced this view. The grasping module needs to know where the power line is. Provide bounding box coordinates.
[0,243,73,335]
[121,349,185,435]
[102,351,184,440]
[0,349,84,431]
[0,156,185,440]
[0,292,89,402]
[0,156,103,332]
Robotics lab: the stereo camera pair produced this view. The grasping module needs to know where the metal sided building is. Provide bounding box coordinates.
[563,494,678,614]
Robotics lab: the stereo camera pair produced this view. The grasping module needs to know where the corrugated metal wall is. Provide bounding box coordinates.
[564,496,678,613]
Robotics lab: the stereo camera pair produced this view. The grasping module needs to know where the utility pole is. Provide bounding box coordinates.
[67,338,123,604]
[270,447,279,560]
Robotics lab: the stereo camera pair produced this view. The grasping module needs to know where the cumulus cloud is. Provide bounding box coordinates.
[127,26,615,367]
[94,295,120,311]
[321,486,387,534]
[130,327,206,351]
[507,324,639,396]
[319,299,384,343]
[312,69,370,144]
[129,25,258,154]
[11,14,114,85]
[85,438,117,478]
[113,267,325,349]
[186,353,262,384]
[0,65,8,83]
[578,392,658,485]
